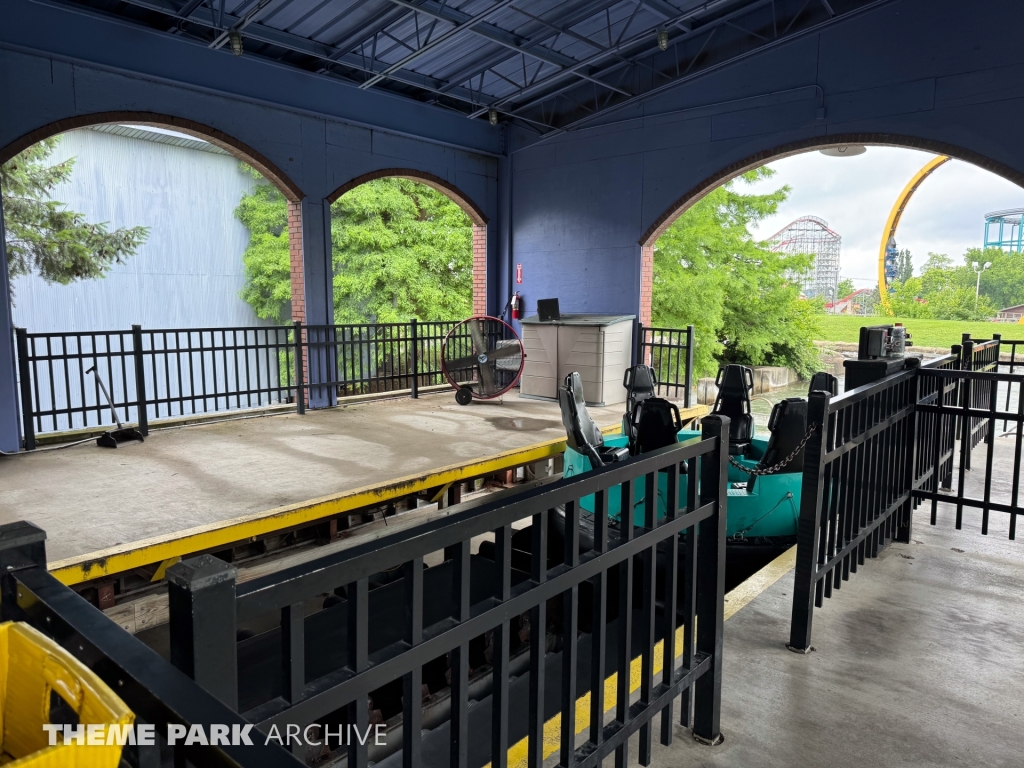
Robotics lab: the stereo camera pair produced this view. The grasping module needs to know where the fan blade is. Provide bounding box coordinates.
[445,354,481,372]
[467,320,496,394]
[485,344,523,361]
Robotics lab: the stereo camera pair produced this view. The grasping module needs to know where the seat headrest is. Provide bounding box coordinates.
[808,371,839,397]
[624,364,657,396]
[747,397,808,492]
[713,365,755,449]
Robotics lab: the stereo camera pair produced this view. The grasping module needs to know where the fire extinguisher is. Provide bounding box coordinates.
[511,291,522,320]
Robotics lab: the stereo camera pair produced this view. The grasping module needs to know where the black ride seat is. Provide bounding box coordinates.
[713,364,755,455]
[807,371,839,397]
[559,371,629,467]
[746,397,808,492]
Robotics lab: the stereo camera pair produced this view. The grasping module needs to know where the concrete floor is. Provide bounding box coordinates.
[636,503,1024,768]
[0,392,626,563]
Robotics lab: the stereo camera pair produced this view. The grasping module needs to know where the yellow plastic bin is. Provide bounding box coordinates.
[0,622,134,767]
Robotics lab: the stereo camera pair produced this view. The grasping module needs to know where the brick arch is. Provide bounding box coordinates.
[0,112,303,202]
[329,169,489,315]
[636,132,1024,325]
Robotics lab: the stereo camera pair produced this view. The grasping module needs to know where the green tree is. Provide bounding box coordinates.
[895,248,914,284]
[236,170,472,324]
[2,137,149,300]
[331,178,472,324]
[887,251,997,321]
[968,247,1024,310]
[651,168,821,380]
[836,278,855,300]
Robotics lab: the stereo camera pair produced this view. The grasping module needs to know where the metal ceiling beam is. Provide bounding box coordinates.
[105,0,509,112]
[433,0,628,95]
[640,0,693,32]
[522,0,889,132]
[467,0,744,118]
[362,0,631,96]
[359,0,519,89]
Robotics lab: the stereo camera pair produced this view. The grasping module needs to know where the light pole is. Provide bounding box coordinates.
[973,261,992,310]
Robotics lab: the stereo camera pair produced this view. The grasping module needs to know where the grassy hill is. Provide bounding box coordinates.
[816,316,1021,349]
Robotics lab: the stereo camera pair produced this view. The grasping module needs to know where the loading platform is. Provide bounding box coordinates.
[632,504,1023,768]
[0,393,704,586]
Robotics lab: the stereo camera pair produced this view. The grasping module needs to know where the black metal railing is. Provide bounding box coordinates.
[167,418,730,767]
[789,336,1024,651]
[916,364,1024,540]
[15,324,299,449]
[0,521,300,768]
[13,319,520,449]
[637,324,695,407]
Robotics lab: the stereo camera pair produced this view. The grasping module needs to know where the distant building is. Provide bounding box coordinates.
[10,125,265,333]
[997,304,1024,322]
[767,216,842,301]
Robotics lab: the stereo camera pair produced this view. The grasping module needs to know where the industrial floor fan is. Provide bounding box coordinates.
[441,316,525,405]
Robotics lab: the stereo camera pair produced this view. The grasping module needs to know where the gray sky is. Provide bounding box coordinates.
[743,146,1024,289]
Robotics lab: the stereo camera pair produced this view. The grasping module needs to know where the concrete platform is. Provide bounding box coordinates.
[0,392,638,567]
[636,505,1023,768]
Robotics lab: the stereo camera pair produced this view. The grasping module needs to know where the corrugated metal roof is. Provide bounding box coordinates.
[86,124,232,155]
[50,0,885,133]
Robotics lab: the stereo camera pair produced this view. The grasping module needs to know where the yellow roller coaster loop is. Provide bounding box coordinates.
[878,155,952,315]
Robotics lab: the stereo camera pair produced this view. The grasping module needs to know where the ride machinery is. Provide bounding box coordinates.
[878,155,951,314]
[558,363,838,552]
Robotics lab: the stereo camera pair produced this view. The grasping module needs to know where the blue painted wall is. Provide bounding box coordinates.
[508,0,1024,320]
[4,0,1024,449]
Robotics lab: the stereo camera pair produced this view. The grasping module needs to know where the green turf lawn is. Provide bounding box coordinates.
[816,315,1024,349]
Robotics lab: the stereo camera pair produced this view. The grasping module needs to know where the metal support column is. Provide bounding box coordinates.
[0,194,22,453]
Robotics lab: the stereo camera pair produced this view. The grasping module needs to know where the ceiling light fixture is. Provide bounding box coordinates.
[228,30,244,56]
[489,109,499,126]
[657,29,669,51]
[819,145,867,157]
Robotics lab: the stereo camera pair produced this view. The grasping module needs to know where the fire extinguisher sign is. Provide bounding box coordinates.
[516,264,523,284]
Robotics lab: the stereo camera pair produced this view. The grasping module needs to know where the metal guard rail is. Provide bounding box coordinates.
[167,418,731,768]
[0,521,300,768]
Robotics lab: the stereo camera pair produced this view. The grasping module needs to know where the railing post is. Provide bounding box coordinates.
[962,339,974,469]
[131,325,149,437]
[410,318,419,399]
[166,555,238,711]
[634,321,643,367]
[685,324,695,409]
[293,321,305,415]
[14,328,35,451]
[0,521,47,622]
[898,359,922,543]
[693,414,727,745]
[788,388,831,653]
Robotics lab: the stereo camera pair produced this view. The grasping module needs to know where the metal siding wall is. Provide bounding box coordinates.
[10,129,264,333]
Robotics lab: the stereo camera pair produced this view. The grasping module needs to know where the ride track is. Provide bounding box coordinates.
[877,155,952,314]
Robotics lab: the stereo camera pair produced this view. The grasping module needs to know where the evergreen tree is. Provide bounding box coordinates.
[895,248,914,284]
[2,137,149,300]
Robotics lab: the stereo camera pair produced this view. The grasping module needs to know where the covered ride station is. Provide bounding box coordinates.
[1,1,1024,767]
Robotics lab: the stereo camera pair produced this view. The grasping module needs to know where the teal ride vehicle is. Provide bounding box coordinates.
[558,364,837,548]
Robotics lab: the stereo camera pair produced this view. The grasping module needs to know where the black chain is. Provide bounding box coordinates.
[728,422,817,476]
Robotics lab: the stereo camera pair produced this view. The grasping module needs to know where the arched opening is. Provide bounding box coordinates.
[328,170,488,320]
[1,114,307,440]
[1,112,305,331]
[640,135,1024,404]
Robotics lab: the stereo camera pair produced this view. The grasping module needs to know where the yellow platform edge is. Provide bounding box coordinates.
[46,405,707,585]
